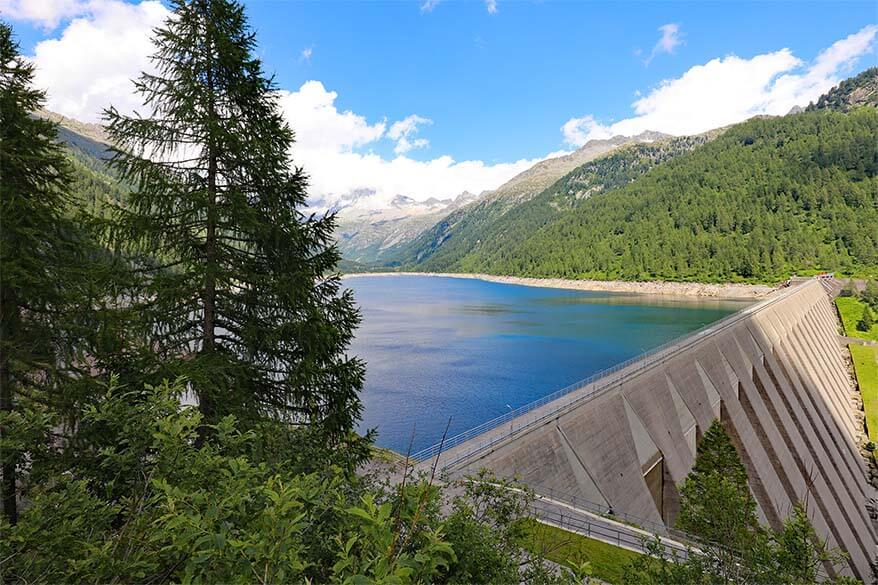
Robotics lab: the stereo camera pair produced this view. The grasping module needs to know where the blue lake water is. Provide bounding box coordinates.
[345,275,748,454]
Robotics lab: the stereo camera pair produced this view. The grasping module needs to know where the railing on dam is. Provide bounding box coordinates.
[411,281,806,466]
[532,504,691,560]
[528,485,829,580]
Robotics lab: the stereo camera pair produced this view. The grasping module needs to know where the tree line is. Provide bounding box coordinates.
[397,102,877,284]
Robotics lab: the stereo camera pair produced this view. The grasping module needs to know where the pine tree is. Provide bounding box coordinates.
[858,304,873,332]
[676,420,759,555]
[0,22,97,524]
[104,0,364,448]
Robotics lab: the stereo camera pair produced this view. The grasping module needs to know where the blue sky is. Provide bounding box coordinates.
[243,0,877,161]
[3,0,877,207]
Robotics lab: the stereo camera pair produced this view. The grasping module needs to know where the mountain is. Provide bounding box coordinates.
[34,109,128,215]
[41,69,878,284]
[383,131,672,269]
[334,191,479,263]
[807,67,878,112]
[482,131,669,208]
[429,108,877,282]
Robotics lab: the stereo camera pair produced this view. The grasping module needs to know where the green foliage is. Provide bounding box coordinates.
[1,380,579,584]
[863,280,878,310]
[518,519,641,584]
[401,108,878,283]
[806,67,878,112]
[858,304,874,332]
[676,420,759,575]
[837,296,878,342]
[851,345,878,444]
[0,20,120,524]
[625,421,857,584]
[103,0,366,450]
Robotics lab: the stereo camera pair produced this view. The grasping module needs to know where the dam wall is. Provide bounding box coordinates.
[430,280,875,579]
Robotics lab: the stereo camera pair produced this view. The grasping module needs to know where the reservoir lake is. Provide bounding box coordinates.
[345,275,749,454]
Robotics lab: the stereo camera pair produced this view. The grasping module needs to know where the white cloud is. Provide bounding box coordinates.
[29,0,168,122]
[421,0,494,16]
[22,1,544,210]
[0,0,91,29]
[561,115,613,146]
[420,0,440,13]
[388,114,432,154]
[645,23,682,65]
[562,24,878,146]
[278,82,545,209]
[300,46,313,63]
[278,80,386,152]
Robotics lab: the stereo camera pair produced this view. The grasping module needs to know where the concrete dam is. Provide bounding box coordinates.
[416,279,876,580]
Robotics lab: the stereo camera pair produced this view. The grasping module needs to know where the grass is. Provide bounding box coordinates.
[369,445,406,464]
[835,297,878,342]
[851,344,878,444]
[517,518,641,584]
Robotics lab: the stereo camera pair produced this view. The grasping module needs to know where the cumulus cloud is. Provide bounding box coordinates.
[561,115,613,146]
[278,82,544,209]
[19,0,543,210]
[563,24,878,146]
[388,114,432,154]
[645,23,682,65]
[29,0,168,122]
[278,81,386,152]
[0,0,91,29]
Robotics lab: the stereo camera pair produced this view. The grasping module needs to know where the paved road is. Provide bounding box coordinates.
[527,493,693,561]
[840,335,878,347]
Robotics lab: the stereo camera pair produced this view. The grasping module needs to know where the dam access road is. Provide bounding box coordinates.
[415,278,877,580]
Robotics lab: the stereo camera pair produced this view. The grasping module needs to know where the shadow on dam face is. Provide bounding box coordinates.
[421,280,876,581]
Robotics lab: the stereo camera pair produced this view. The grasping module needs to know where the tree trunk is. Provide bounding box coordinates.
[0,289,18,525]
[198,6,218,443]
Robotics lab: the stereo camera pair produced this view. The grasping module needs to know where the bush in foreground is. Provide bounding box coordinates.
[0,379,584,584]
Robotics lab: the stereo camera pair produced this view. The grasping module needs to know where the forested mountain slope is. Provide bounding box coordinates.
[35,110,127,215]
[410,132,720,273]
[387,132,687,270]
[480,130,669,208]
[453,108,878,282]
[807,67,877,112]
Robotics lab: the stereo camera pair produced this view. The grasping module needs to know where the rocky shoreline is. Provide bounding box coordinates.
[341,272,776,300]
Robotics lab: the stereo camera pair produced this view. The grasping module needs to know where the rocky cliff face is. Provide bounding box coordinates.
[807,67,878,112]
[334,191,480,264]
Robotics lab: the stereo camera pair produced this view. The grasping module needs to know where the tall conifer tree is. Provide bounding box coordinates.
[0,22,98,524]
[105,0,364,445]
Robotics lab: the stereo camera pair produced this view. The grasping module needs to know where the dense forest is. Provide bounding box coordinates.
[395,101,878,283]
[391,132,718,271]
